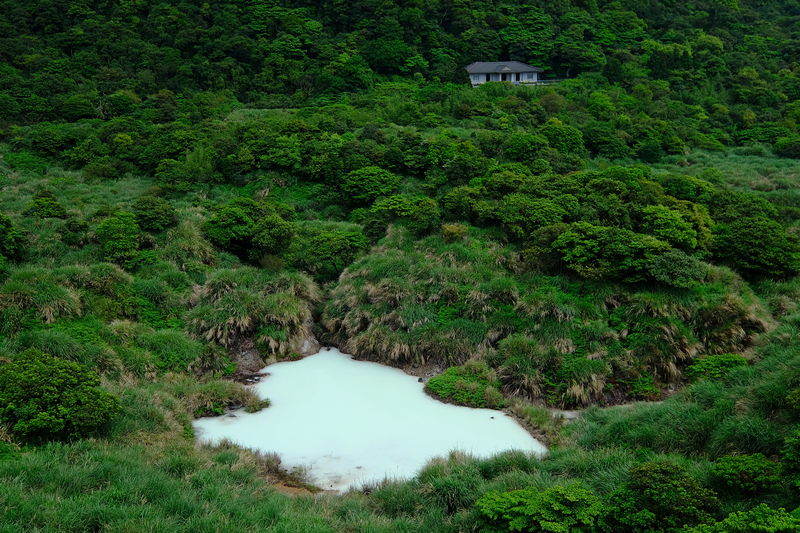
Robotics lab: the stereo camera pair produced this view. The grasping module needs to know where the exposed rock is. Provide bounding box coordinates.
[233,338,266,374]
[288,318,321,356]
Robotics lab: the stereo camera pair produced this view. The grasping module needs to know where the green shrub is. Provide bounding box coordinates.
[774,136,800,159]
[601,461,720,533]
[0,213,22,260]
[23,190,68,219]
[204,198,295,262]
[442,223,468,242]
[0,348,119,442]
[95,211,140,264]
[780,427,800,476]
[132,195,177,231]
[687,504,800,532]
[648,249,707,288]
[710,453,781,495]
[475,483,603,533]
[426,360,505,408]
[686,353,748,381]
[4,151,48,172]
[626,373,661,401]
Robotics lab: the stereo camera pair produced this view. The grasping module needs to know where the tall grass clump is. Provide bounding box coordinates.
[321,225,775,407]
[136,329,204,372]
[0,267,83,326]
[186,267,319,354]
[571,325,800,458]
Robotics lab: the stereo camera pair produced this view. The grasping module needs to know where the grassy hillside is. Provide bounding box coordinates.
[2,0,800,529]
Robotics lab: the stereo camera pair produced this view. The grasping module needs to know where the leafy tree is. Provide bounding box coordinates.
[204,198,296,262]
[713,217,800,279]
[552,17,606,76]
[291,224,369,281]
[499,7,555,65]
[251,211,296,257]
[0,348,119,442]
[342,166,401,206]
[553,222,670,282]
[476,483,604,532]
[406,197,441,236]
[497,195,566,241]
[641,205,698,250]
[204,199,258,253]
[601,462,720,533]
[505,132,549,162]
[540,119,585,155]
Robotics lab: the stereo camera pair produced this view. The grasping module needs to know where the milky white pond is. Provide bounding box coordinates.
[193,348,547,491]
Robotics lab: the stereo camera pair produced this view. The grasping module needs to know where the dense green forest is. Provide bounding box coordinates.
[3,0,800,530]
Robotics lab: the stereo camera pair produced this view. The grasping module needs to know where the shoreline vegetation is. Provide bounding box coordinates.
[2,0,800,527]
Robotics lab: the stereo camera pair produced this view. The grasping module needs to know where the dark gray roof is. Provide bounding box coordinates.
[465,61,544,74]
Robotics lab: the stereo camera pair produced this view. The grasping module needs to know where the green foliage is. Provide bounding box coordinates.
[426,361,505,409]
[342,166,401,206]
[0,348,119,442]
[774,136,800,159]
[204,198,295,263]
[0,213,22,261]
[626,373,661,401]
[95,211,140,264]
[406,197,442,236]
[497,195,565,241]
[714,217,800,279]
[687,504,800,533]
[780,427,800,477]
[540,120,585,155]
[600,461,720,533]
[553,222,670,282]
[132,196,177,232]
[641,205,698,250]
[290,223,369,281]
[686,353,748,381]
[648,248,707,288]
[23,190,68,219]
[475,483,603,533]
[204,199,257,252]
[710,454,781,495]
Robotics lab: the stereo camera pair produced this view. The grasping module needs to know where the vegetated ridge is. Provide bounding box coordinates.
[1,0,800,529]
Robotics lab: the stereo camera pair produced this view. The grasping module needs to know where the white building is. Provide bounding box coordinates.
[465,61,545,86]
